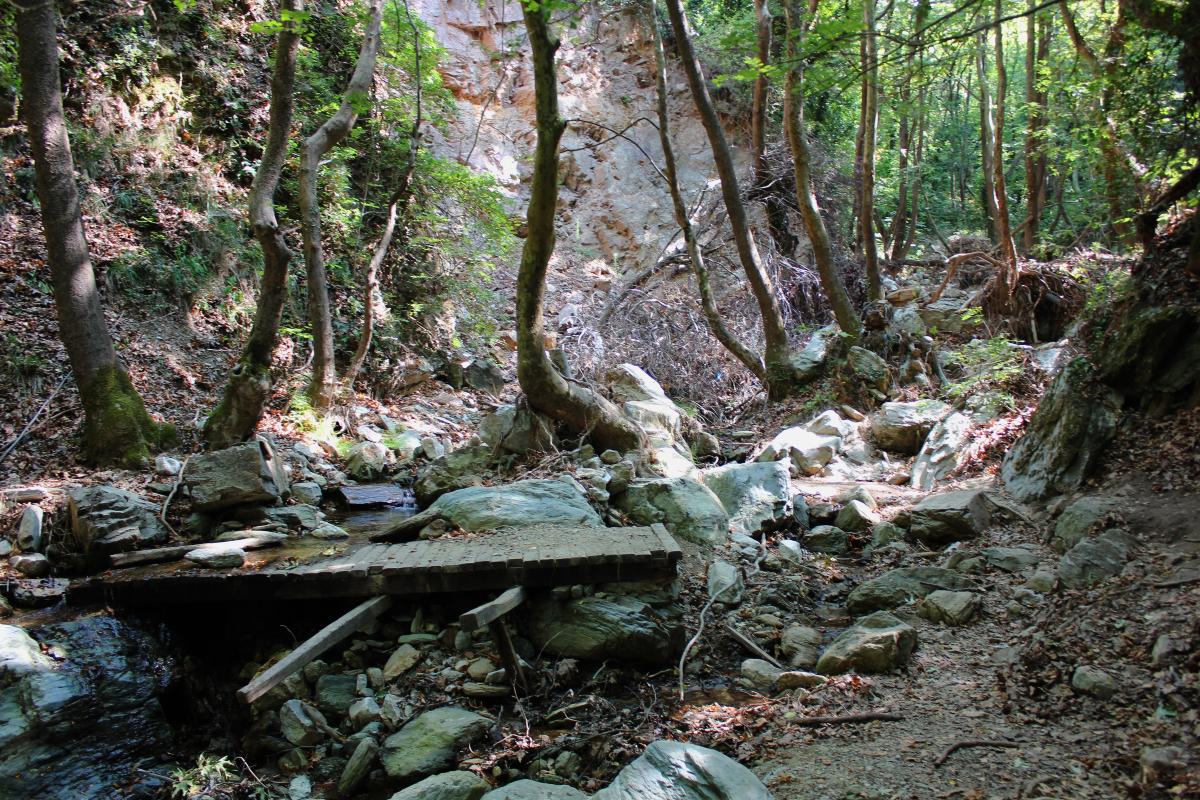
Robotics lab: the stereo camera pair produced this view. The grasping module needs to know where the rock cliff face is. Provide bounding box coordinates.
[413,0,733,272]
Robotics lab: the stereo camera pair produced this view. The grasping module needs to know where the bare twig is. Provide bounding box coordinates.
[934,739,1020,767]
[724,624,782,668]
[159,455,191,537]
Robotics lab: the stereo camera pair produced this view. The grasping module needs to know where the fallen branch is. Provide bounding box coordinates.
[933,739,1019,767]
[159,455,191,537]
[725,623,782,669]
[924,250,1004,305]
[793,712,904,727]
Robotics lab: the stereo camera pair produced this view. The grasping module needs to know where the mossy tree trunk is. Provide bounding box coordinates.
[515,0,646,453]
[16,0,168,467]
[300,0,385,409]
[648,0,765,381]
[782,0,862,340]
[204,0,303,449]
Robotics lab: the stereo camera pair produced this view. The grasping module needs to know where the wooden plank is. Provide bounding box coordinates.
[236,596,393,704]
[459,586,526,632]
[108,533,289,568]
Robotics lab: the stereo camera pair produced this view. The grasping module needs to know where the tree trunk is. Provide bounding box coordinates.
[751,0,770,187]
[991,0,1020,295]
[977,33,998,241]
[516,0,646,452]
[851,36,868,249]
[662,0,802,397]
[782,0,862,339]
[860,0,882,301]
[300,0,385,409]
[204,0,303,449]
[649,0,766,380]
[16,0,168,467]
[1022,0,1049,252]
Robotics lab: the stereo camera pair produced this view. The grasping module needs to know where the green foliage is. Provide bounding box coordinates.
[940,336,1025,412]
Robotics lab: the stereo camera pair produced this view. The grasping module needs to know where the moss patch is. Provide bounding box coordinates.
[79,364,167,468]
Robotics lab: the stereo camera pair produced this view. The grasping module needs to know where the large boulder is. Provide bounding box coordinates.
[413,447,494,506]
[592,740,773,800]
[0,617,173,800]
[346,441,392,480]
[1051,496,1122,553]
[790,326,835,380]
[187,439,290,511]
[848,346,890,393]
[478,405,556,456]
[607,364,683,446]
[910,412,973,490]
[67,485,168,556]
[756,428,840,475]
[482,780,588,800]
[846,567,976,614]
[522,596,683,666]
[700,460,791,535]
[816,611,917,674]
[907,490,992,545]
[389,771,491,800]
[612,478,729,544]
[380,707,492,781]
[1001,358,1122,502]
[870,400,952,454]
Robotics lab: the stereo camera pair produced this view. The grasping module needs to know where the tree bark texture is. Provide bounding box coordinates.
[649,0,766,381]
[515,0,645,452]
[16,0,168,466]
[1023,0,1049,252]
[991,0,1020,294]
[976,33,999,241]
[300,0,385,409]
[204,0,303,449]
[860,0,882,301]
[782,0,862,339]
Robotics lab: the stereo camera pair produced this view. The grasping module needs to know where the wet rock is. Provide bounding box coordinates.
[804,526,850,555]
[781,625,821,669]
[184,544,246,569]
[523,596,683,666]
[1071,665,1118,699]
[756,427,840,475]
[834,499,879,533]
[870,400,952,454]
[910,412,972,490]
[917,590,980,626]
[981,547,1040,573]
[347,441,393,480]
[907,490,992,545]
[479,404,557,455]
[67,485,168,556]
[413,447,493,506]
[380,707,492,781]
[592,740,772,800]
[1051,496,1121,553]
[700,460,790,536]
[6,578,67,609]
[280,699,327,746]
[707,560,743,605]
[265,504,325,531]
[612,478,728,545]
[187,439,289,511]
[17,506,43,552]
[1001,358,1122,502]
[0,616,172,800]
[816,611,917,674]
[385,644,423,679]
[482,780,589,800]
[847,567,976,614]
[1057,529,1133,588]
[847,346,891,393]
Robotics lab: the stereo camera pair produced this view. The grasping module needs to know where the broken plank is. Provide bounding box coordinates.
[108,533,289,569]
[459,586,526,632]
[237,596,393,704]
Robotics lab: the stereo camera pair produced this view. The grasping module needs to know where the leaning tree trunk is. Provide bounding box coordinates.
[860,0,882,301]
[662,0,803,398]
[782,0,862,339]
[204,0,302,449]
[515,0,646,453]
[649,0,766,380]
[16,0,168,467]
[300,0,385,409]
[991,0,1020,296]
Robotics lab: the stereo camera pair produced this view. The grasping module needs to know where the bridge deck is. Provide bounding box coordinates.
[70,524,682,605]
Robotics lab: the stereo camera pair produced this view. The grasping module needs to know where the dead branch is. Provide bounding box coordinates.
[724,624,782,668]
[793,712,904,726]
[925,250,1005,304]
[934,739,1020,767]
[159,455,190,536]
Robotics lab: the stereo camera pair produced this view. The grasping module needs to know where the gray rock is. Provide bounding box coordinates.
[607,365,683,446]
[778,670,828,690]
[0,540,10,559]
[613,478,728,545]
[336,737,379,797]
[420,436,446,460]
[523,596,683,666]
[907,490,992,545]
[187,439,289,511]
[806,409,856,438]
[10,554,50,578]
[592,740,772,800]
[981,547,1040,573]
[384,643,423,679]
[279,699,327,746]
[870,521,905,548]
[910,412,972,490]
[834,499,880,533]
[479,404,557,456]
[804,526,850,555]
[265,503,325,531]
[1026,569,1058,593]
[347,441,392,480]
[1001,358,1121,502]
[380,707,492,781]
[155,454,183,476]
[291,481,323,506]
[67,485,168,556]
[349,696,383,728]
[481,780,588,800]
[847,567,976,614]
[691,431,721,459]
[0,616,172,800]
[314,673,358,716]
[780,625,821,669]
[392,479,604,540]
[740,658,782,691]
[701,460,790,536]
[918,590,980,625]
[1071,665,1118,699]
[16,506,43,552]
[790,326,835,380]
[1051,496,1121,553]
[848,346,891,392]
[465,359,506,394]
[707,560,743,605]
[1057,529,1133,588]
[870,400,952,454]
[756,427,840,475]
[816,611,917,674]
[412,447,494,506]
[184,544,246,569]
[390,771,491,800]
